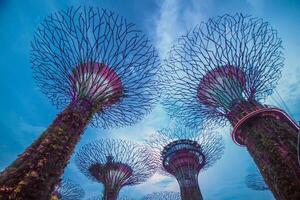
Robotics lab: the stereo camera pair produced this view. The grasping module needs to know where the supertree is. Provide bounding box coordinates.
[75,139,157,200]
[146,125,224,200]
[51,179,85,200]
[245,171,269,191]
[142,191,181,200]
[161,13,300,199]
[86,195,133,200]
[0,7,160,199]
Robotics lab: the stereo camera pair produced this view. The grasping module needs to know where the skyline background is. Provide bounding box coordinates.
[0,0,300,199]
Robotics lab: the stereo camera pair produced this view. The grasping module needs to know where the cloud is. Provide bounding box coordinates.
[246,0,264,14]
[265,65,300,120]
[133,173,178,196]
[154,0,204,58]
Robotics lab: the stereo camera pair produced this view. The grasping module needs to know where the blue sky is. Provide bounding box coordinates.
[0,0,300,199]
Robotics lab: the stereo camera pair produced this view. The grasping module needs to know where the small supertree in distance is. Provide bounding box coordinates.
[75,139,157,200]
[162,13,300,199]
[142,191,180,200]
[0,7,160,200]
[51,179,85,200]
[147,125,224,200]
[245,171,269,191]
[87,194,133,200]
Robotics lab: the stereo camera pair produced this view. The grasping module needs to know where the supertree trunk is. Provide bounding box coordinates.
[0,98,94,200]
[177,176,203,200]
[103,186,121,200]
[241,116,300,200]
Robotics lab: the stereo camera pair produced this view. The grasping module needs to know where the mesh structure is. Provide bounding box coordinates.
[75,139,157,200]
[51,179,85,200]
[147,125,224,200]
[142,191,180,200]
[0,7,159,200]
[31,6,160,128]
[87,195,133,200]
[161,13,283,128]
[161,13,300,199]
[245,172,269,191]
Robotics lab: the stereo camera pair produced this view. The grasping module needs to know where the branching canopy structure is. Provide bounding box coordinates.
[51,179,85,200]
[0,7,160,200]
[245,172,269,191]
[87,194,133,200]
[147,125,224,200]
[142,191,180,200]
[75,139,157,200]
[162,13,283,128]
[31,6,160,128]
[161,13,300,199]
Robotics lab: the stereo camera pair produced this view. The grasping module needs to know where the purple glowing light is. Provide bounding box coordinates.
[69,62,122,106]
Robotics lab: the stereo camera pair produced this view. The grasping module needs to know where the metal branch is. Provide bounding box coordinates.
[75,139,157,199]
[31,6,160,129]
[142,191,181,200]
[146,125,224,200]
[52,179,85,200]
[161,13,283,128]
[87,195,133,200]
[245,172,269,191]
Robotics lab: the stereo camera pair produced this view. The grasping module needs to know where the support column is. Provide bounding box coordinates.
[103,186,121,200]
[0,99,94,200]
[177,174,203,200]
[241,116,300,200]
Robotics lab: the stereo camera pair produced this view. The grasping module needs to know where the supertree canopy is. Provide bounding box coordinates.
[31,7,160,129]
[142,191,181,200]
[245,172,269,191]
[75,139,157,200]
[51,179,85,200]
[87,194,133,200]
[147,125,224,200]
[0,7,159,200]
[161,13,300,199]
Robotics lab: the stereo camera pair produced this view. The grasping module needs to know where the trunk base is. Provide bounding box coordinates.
[241,115,300,200]
[0,99,94,200]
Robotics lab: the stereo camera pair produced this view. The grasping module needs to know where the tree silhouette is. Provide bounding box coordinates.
[142,191,180,200]
[0,7,159,199]
[76,139,157,200]
[51,179,85,200]
[161,13,300,199]
[245,172,268,191]
[147,125,224,200]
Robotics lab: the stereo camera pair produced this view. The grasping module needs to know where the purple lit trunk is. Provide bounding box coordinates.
[0,99,94,200]
[176,174,203,200]
[103,186,121,200]
[241,116,300,200]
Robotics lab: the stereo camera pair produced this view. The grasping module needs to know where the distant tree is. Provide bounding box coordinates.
[245,172,268,191]
[76,139,157,200]
[147,125,224,200]
[142,191,180,200]
[51,179,85,200]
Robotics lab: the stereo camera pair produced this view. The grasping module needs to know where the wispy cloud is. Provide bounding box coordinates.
[132,173,178,196]
[154,0,204,58]
[245,0,264,14]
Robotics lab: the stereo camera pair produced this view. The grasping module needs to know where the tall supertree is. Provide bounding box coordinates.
[75,139,157,200]
[245,171,269,191]
[0,7,160,200]
[147,125,224,200]
[142,191,181,200]
[161,13,300,199]
[51,179,85,200]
